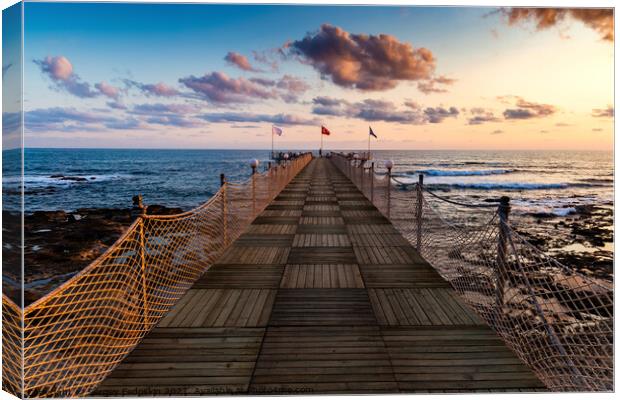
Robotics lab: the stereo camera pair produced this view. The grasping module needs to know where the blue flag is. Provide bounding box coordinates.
[369,126,377,138]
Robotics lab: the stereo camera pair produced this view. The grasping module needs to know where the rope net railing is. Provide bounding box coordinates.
[2,153,313,398]
[330,153,613,392]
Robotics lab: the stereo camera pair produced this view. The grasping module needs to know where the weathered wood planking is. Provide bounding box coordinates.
[94,157,545,396]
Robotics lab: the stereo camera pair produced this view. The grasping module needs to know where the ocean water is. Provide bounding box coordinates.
[2,149,614,216]
[371,150,614,217]
[3,149,277,212]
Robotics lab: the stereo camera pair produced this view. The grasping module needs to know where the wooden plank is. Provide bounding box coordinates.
[93,328,265,396]
[249,326,398,393]
[288,247,357,264]
[194,264,284,289]
[269,289,376,326]
[280,265,364,288]
[381,326,545,391]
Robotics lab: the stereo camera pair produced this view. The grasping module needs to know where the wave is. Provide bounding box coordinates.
[412,162,510,168]
[416,169,515,177]
[3,174,128,186]
[426,182,570,190]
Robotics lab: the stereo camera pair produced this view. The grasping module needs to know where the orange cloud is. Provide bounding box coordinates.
[289,24,435,91]
[502,8,613,41]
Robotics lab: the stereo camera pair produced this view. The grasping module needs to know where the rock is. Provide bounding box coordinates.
[59,176,88,182]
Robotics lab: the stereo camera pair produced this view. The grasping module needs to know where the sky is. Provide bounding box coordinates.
[2,3,615,150]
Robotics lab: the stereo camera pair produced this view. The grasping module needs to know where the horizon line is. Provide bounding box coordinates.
[4,147,613,152]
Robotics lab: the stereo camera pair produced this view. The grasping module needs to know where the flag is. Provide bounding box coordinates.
[369,126,377,138]
[321,126,331,136]
[272,125,283,136]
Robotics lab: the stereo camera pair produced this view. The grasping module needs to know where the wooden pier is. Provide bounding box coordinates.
[94,158,545,395]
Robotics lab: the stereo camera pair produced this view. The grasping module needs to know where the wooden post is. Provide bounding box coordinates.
[251,165,257,217]
[386,166,392,219]
[220,174,228,246]
[267,162,272,198]
[370,162,374,203]
[360,161,364,193]
[496,196,510,309]
[136,199,149,330]
[416,174,424,251]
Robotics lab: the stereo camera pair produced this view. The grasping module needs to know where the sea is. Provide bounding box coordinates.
[2,148,613,218]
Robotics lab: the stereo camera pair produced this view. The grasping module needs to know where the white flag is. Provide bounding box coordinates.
[272,125,283,136]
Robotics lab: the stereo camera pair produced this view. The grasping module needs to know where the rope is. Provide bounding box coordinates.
[329,152,613,392]
[2,153,313,398]
[422,186,500,208]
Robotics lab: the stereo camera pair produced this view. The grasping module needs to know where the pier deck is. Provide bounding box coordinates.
[95,158,545,395]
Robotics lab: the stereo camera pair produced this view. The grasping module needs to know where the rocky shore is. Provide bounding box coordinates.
[514,204,613,281]
[3,205,183,306]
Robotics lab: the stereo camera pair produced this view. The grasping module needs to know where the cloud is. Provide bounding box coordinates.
[500,8,613,42]
[252,50,280,72]
[491,129,504,135]
[424,106,459,123]
[503,109,537,119]
[107,101,127,110]
[503,97,556,119]
[3,111,21,135]
[417,75,456,94]
[288,24,435,91]
[125,79,180,97]
[592,128,603,132]
[131,103,199,116]
[129,102,203,128]
[145,115,202,128]
[250,74,311,101]
[201,112,319,126]
[179,71,277,103]
[34,56,98,98]
[592,106,614,118]
[25,107,138,132]
[95,82,120,99]
[467,108,501,125]
[310,96,457,124]
[224,51,260,72]
[276,75,310,96]
[468,114,501,125]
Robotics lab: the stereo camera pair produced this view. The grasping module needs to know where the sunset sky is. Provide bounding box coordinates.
[3,3,615,150]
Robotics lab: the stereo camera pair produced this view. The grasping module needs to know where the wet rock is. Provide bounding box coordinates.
[4,204,185,306]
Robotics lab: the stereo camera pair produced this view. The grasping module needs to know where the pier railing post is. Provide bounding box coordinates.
[370,162,374,203]
[220,174,229,246]
[386,162,393,219]
[496,196,511,309]
[133,195,149,330]
[416,174,424,251]
[360,161,364,193]
[250,160,258,217]
[267,162,272,199]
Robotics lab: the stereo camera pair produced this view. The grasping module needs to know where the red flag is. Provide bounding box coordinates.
[321,126,331,136]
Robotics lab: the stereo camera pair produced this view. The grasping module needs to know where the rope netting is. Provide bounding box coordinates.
[2,153,313,398]
[330,153,613,392]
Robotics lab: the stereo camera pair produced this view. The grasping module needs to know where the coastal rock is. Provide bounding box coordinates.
[5,204,185,306]
[50,175,89,182]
